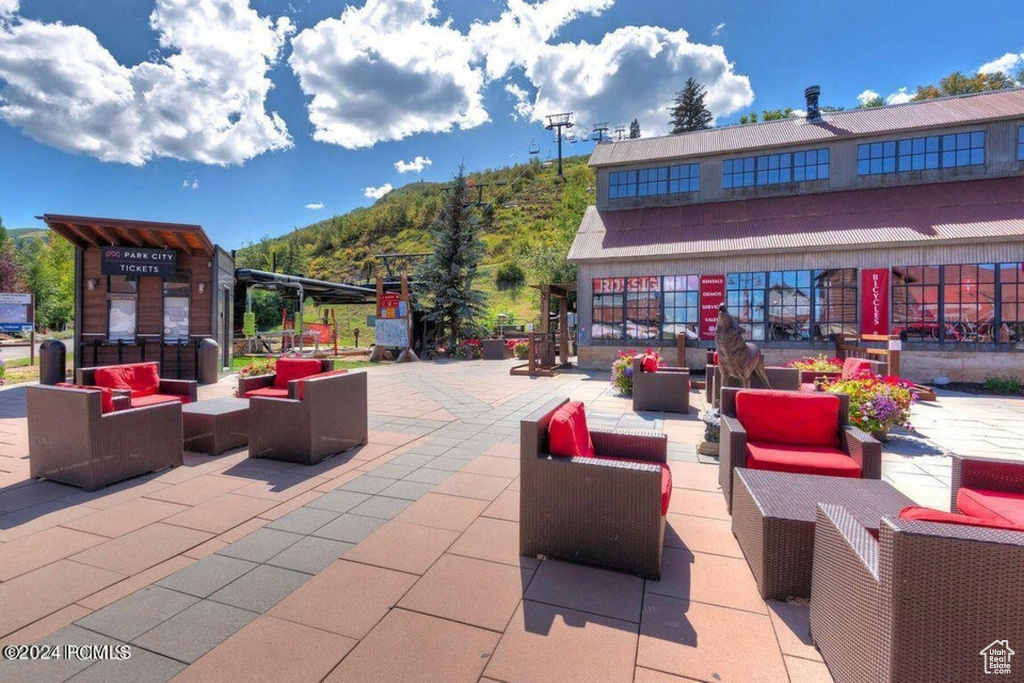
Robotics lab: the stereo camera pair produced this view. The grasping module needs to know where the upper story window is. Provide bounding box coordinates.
[1018,125,1023,160]
[608,163,699,200]
[857,130,985,175]
[722,149,830,189]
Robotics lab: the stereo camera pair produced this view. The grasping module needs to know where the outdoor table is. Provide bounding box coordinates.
[731,468,914,600]
[182,397,250,455]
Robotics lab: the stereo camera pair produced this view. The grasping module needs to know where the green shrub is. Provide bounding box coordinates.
[982,375,1022,394]
[495,262,525,290]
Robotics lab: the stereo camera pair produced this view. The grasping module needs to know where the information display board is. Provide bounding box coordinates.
[374,318,409,348]
[0,292,33,334]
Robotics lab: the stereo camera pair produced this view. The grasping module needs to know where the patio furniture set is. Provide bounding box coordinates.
[27,358,368,491]
[521,360,1024,682]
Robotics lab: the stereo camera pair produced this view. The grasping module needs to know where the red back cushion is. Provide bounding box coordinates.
[56,382,115,414]
[273,358,324,389]
[735,390,841,448]
[642,354,659,373]
[94,366,132,392]
[712,352,719,366]
[547,401,595,459]
[899,506,1024,532]
[297,369,348,400]
[841,358,873,379]
[94,363,160,397]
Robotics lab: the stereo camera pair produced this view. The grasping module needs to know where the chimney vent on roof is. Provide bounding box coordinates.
[805,85,821,122]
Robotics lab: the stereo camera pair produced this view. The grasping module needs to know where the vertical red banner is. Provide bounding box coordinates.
[860,268,890,335]
[699,274,726,340]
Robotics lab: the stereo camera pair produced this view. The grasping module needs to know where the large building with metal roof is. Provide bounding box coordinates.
[568,88,1024,381]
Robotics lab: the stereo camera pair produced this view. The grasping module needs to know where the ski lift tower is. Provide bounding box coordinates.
[544,112,574,178]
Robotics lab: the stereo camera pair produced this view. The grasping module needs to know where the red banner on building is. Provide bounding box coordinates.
[699,274,726,340]
[860,268,890,335]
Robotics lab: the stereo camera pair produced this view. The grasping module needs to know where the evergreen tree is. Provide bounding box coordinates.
[415,165,486,347]
[668,78,713,133]
[629,118,641,138]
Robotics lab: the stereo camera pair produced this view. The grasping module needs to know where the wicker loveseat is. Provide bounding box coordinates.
[718,387,881,512]
[78,361,197,406]
[27,384,183,490]
[519,397,670,580]
[249,370,367,465]
[238,357,334,399]
[810,502,1024,683]
[799,357,887,392]
[631,356,691,413]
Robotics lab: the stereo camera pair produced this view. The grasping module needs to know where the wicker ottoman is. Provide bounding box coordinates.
[732,469,914,600]
[183,397,250,455]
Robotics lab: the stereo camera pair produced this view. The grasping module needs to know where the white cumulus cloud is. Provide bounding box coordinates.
[394,155,432,173]
[979,52,1023,75]
[0,0,293,165]
[523,26,753,137]
[289,0,487,149]
[856,89,881,106]
[885,87,914,105]
[305,201,324,209]
[0,0,18,19]
[182,178,199,189]
[711,22,725,37]
[364,184,393,199]
[505,83,534,120]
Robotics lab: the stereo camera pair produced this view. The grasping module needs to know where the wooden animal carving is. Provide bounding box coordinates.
[714,304,771,389]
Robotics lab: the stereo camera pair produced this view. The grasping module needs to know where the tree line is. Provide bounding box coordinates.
[0,215,74,333]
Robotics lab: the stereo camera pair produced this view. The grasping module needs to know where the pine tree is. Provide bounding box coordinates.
[629,118,641,138]
[668,78,713,133]
[415,165,486,347]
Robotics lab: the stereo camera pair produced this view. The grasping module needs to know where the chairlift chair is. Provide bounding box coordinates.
[528,139,540,156]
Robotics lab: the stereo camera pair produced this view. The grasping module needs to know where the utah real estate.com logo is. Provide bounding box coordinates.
[980,640,1014,675]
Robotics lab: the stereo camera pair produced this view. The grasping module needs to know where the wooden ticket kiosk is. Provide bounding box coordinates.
[41,215,234,381]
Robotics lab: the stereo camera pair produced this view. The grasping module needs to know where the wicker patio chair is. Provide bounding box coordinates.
[631,356,691,413]
[810,503,1024,683]
[519,397,669,580]
[710,365,800,407]
[238,358,333,398]
[78,361,197,404]
[27,384,183,490]
[951,454,1024,518]
[718,387,881,513]
[249,370,367,465]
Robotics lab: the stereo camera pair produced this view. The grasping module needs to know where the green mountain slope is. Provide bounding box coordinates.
[235,154,594,328]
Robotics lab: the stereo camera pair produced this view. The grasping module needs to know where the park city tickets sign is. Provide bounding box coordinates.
[101,247,177,277]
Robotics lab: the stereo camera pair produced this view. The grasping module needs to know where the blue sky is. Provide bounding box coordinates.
[1,0,1022,250]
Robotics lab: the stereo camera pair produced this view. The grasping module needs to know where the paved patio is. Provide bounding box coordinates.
[0,360,1021,682]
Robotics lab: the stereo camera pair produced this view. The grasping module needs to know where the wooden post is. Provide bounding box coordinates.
[527,331,536,373]
[676,332,686,368]
[368,276,384,362]
[397,274,418,362]
[887,334,901,377]
[539,285,553,367]
[558,294,568,364]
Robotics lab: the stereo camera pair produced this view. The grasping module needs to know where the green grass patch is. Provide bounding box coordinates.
[230,356,374,372]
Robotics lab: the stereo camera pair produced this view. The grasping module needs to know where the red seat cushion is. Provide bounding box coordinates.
[899,506,1024,531]
[841,358,873,380]
[56,382,115,414]
[547,400,595,459]
[94,363,161,398]
[957,487,1024,525]
[297,369,348,400]
[735,390,841,448]
[273,358,325,389]
[745,441,861,478]
[244,386,291,399]
[130,393,184,407]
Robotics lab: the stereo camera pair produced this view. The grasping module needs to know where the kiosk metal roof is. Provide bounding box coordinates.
[40,214,215,257]
[235,269,391,305]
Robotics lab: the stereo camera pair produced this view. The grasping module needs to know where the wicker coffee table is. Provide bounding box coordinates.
[183,397,250,455]
[732,469,914,600]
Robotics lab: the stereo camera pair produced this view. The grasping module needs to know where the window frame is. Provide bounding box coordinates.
[858,130,985,176]
[723,149,829,189]
[608,163,699,201]
[162,271,192,342]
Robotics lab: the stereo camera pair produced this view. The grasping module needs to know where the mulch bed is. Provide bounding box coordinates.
[939,382,1024,397]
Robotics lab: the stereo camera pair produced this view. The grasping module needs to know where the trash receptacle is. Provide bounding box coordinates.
[39,339,67,385]
[197,338,219,385]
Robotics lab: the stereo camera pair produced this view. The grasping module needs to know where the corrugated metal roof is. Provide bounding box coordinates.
[590,89,1024,167]
[568,176,1024,262]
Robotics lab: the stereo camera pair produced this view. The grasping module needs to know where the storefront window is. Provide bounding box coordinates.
[726,272,766,340]
[814,269,859,338]
[107,275,137,341]
[163,272,190,341]
[892,266,941,340]
[767,271,812,340]
[943,264,996,342]
[661,275,699,341]
[625,276,661,340]
[999,263,1024,343]
[591,278,624,340]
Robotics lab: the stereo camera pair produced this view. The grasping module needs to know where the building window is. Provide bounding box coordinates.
[1018,125,1024,161]
[723,149,829,189]
[999,263,1024,343]
[662,275,699,341]
[609,164,699,200]
[893,264,1003,343]
[726,272,767,340]
[107,275,137,341]
[625,277,662,340]
[767,271,812,340]
[163,272,191,341]
[892,266,940,341]
[942,264,995,342]
[858,131,984,175]
[591,278,625,340]
[814,269,859,338]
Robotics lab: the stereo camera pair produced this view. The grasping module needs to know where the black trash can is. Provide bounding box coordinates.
[39,339,67,385]
[197,338,220,385]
